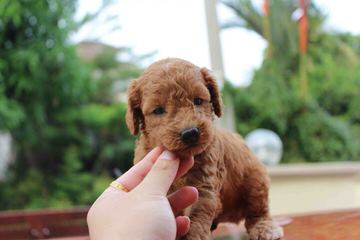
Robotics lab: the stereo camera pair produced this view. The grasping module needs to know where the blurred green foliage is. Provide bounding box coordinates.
[81,42,145,103]
[222,0,360,162]
[0,0,138,210]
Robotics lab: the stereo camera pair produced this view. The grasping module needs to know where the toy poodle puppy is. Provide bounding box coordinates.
[126,58,283,240]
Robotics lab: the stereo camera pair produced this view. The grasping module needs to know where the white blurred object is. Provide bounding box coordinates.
[0,131,13,181]
[245,129,283,166]
[291,8,304,21]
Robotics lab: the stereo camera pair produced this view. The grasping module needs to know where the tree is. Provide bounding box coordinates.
[0,0,139,210]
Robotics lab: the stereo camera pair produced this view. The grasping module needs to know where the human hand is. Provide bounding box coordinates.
[87,147,198,240]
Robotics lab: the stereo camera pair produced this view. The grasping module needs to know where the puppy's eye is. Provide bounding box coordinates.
[153,106,165,115]
[193,97,203,106]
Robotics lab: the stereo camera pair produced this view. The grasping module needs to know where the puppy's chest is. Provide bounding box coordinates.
[170,154,226,194]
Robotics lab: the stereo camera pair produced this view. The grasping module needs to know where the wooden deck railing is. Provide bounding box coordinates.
[1,207,359,239]
[0,208,89,239]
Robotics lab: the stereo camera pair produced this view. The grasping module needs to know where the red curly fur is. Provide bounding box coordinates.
[126,58,283,240]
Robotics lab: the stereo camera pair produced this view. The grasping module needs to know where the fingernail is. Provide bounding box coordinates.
[184,216,191,229]
[159,150,176,160]
[190,156,194,167]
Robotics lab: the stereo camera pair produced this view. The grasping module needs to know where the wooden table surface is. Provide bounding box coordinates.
[213,208,360,240]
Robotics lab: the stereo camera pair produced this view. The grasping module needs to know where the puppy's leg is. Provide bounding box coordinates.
[182,161,222,240]
[243,165,283,240]
[182,188,221,240]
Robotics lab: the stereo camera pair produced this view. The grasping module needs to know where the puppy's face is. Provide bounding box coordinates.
[126,58,222,157]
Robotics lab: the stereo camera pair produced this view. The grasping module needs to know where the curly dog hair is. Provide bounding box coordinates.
[126,58,283,240]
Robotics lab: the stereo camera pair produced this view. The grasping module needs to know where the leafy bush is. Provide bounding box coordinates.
[307,34,360,117]
[224,61,359,163]
[291,104,356,162]
[0,102,135,210]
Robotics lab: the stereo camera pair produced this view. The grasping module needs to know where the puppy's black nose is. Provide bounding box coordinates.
[180,127,200,145]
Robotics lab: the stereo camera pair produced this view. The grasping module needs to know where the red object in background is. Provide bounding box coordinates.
[263,0,269,16]
[299,0,308,54]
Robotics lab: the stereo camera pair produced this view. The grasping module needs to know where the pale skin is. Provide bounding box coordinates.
[87,147,198,240]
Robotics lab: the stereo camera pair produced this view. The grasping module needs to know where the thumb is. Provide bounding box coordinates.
[134,150,179,196]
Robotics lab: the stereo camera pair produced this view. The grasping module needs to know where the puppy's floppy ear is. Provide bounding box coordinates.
[200,68,223,117]
[126,78,144,135]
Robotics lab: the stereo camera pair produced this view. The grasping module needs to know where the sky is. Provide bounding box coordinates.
[73,0,360,86]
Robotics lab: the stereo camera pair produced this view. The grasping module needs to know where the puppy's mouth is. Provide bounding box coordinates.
[170,141,209,158]
[181,144,200,153]
[171,149,196,159]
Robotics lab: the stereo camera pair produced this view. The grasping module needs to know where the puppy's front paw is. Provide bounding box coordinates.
[248,219,284,240]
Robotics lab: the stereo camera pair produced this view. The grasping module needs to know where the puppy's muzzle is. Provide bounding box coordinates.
[180,127,200,146]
